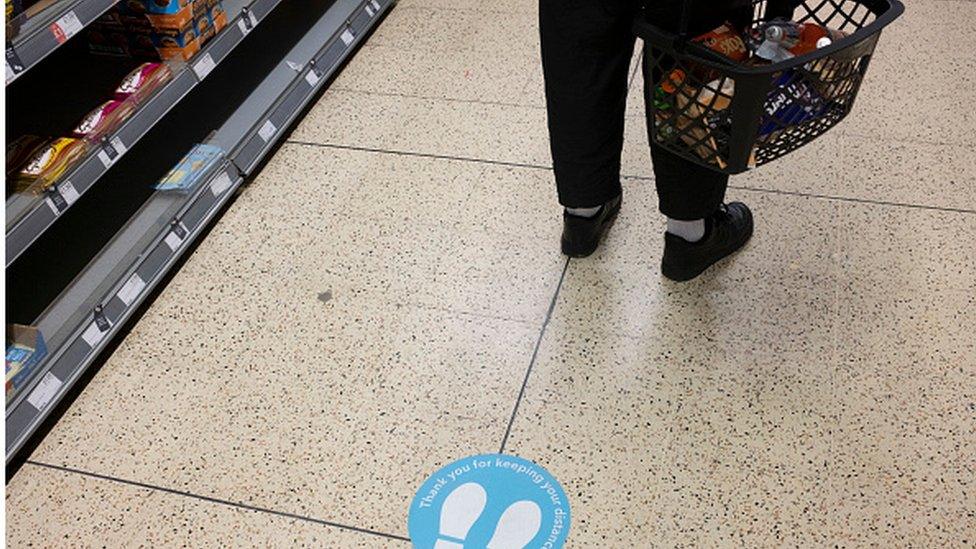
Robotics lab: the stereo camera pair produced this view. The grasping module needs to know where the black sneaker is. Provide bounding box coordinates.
[561,194,622,258]
[661,202,753,282]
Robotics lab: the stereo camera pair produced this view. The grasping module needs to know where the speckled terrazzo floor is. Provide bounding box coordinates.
[7,0,976,546]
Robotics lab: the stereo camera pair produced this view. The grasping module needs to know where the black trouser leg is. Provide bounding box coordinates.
[540,0,634,208]
[642,46,729,221]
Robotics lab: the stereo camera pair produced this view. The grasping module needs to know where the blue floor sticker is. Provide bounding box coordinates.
[409,454,570,548]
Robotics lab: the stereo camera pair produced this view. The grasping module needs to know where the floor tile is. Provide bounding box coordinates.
[332,44,536,105]
[368,5,538,58]
[29,293,539,536]
[503,321,837,547]
[554,181,842,354]
[825,288,976,545]
[836,201,976,295]
[840,0,976,144]
[397,0,537,14]
[6,465,407,547]
[739,131,976,212]
[289,89,422,150]
[222,144,565,323]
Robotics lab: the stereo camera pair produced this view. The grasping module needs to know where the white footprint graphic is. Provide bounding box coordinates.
[433,482,488,549]
[485,500,543,549]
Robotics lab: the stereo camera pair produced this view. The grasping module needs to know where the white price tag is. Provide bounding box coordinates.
[365,5,375,16]
[53,11,83,41]
[117,273,147,306]
[193,53,217,80]
[340,29,355,45]
[164,230,185,251]
[5,60,13,82]
[58,180,80,204]
[81,320,109,348]
[45,181,80,215]
[370,0,381,10]
[305,69,321,86]
[97,137,127,168]
[237,10,258,34]
[27,372,63,411]
[209,171,233,196]
[258,120,277,142]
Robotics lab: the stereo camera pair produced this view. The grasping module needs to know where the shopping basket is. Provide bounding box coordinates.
[634,0,904,174]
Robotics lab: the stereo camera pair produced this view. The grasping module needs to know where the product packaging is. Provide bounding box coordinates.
[72,99,136,140]
[154,143,223,192]
[114,62,171,101]
[5,325,48,404]
[13,138,88,193]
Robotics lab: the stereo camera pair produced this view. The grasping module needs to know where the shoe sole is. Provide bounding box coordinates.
[661,221,754,282]
[561,204,621,259]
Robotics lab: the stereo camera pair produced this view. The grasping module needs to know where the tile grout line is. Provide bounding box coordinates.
[286,140,553,171]
[24,460,412,544]
[498,257,571,454]
[288,140,976,216]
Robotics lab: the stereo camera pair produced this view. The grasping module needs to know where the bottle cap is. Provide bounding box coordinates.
[816,36,833,48]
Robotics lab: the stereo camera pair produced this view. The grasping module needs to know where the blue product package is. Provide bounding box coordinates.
[759,69,828,136]
[155,143,223,192]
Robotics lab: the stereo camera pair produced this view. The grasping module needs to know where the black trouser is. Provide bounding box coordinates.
[540,0,734,220]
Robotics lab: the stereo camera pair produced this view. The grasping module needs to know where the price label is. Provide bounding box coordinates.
[6,46,25,83]
[27,372,63,411]
[340,29,355,46]
[258,120,277,142]
[45,181,80,214]
[97,136,128,168]
[365,4,375,17]
[237,9,258,36]
[193,53,217,80]
[210,171,233,196]
[51,11,83,44]
[81,318,110,348]
[164,222,188,251]
[117,273,147,306]
[305,69,321,86]
[370,0,381,10]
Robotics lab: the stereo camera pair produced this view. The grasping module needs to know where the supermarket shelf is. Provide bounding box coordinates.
[5,0,285,268]
[5,0,394,464]
[5,0,117,85]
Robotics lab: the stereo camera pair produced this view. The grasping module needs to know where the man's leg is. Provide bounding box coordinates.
[642,43,754,281]
[541,0,633,257]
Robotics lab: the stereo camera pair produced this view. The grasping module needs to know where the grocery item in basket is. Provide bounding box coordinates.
[72,99,136,140]
[13,138,88,193]
[653,22,748,111]
[115,62,170,100]
[759,69,829,136]
[751,19,847,62]
[154,143,223,192]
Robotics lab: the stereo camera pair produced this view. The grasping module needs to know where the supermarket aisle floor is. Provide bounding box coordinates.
[8,0,976,546]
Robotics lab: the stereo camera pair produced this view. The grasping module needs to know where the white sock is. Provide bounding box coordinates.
[667,218,705,242]
[565,205,602,218]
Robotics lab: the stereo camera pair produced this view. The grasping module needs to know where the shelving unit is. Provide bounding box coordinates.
[5,0,118,84]
[5,0,393,463]
[5,0,284,266]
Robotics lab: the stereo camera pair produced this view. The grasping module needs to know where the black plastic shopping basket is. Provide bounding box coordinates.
[634,0,904,174]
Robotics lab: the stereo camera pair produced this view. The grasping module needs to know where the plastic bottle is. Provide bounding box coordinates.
[753,20,847,61]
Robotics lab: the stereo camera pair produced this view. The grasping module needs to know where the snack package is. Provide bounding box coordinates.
[13,138,87,193]
[155,143,223,192]
[692,22,749,62]
[6,134,49,176]
[72,99,136,140]
[758,69,829,138]
[5,325,48,405]
[209,1,226,33]
[115,62,170,101]
[143,0,191,15]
